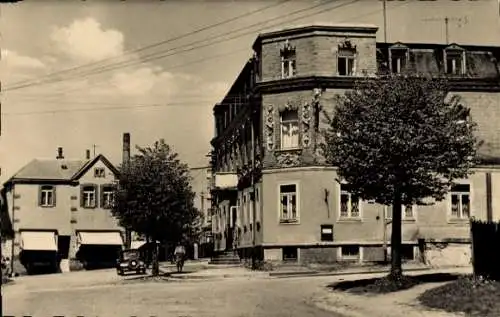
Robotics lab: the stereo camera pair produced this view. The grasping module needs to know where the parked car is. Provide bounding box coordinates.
[116,249,147,275]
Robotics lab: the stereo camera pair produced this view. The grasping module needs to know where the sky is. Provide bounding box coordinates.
[1,0,499,184]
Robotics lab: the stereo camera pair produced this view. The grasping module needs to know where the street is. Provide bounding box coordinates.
[3,269,343,317]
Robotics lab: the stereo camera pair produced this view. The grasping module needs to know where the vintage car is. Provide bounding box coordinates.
[116,249,147,275]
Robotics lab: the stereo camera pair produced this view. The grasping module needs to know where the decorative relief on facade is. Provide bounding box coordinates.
[278,100,299,113]
[265,105,275,150]
[339,37,356,51]
[276,152,301,168]
[302,103,312,148]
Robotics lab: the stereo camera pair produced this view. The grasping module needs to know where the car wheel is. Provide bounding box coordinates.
[117,269,123,276]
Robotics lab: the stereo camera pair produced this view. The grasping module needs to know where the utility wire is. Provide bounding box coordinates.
[1,100,218,116]
[4,46,252,98]
[3,0,356,92]
[2,0,412,116]
[3,0,292,90]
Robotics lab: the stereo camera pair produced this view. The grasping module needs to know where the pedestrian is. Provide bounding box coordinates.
[4,257,11,277]
[174,242,186,273]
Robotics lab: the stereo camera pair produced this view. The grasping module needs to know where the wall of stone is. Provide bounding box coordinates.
[424,242,471,268]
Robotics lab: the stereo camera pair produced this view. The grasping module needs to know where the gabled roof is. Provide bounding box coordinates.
[3,153,119,186]
[72,154,119,180]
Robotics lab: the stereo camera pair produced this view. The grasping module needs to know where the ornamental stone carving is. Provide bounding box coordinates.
[276,152,301,168]
[265,105,275,150]
[302,103,312,148]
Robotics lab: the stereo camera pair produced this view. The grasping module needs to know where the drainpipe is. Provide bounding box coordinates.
[486,172,493,222]
[10,186,15,275]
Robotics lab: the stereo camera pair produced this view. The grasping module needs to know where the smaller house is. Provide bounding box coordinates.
[1,148,124,274]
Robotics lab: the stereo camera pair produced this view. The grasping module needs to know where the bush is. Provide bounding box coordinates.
[244,260,275,271]
[419,275,500,317]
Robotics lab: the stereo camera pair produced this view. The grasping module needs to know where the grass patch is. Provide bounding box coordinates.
[330,273,459,295]
[419,275,500,317]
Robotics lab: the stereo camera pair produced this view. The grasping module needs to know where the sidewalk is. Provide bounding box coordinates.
[269,262,457,278]
[311,267,471,317]
[159,260,472,281]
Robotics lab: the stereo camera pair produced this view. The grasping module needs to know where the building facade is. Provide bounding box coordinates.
[210,24,500,266]
[1,148,124,274]
[189,165,213,258]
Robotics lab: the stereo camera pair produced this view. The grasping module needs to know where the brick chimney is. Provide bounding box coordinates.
[85,149,91,160]
[122,133,130,166]
[56,147,64,160]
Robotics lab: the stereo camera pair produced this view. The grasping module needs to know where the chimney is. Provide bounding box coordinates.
[122,133,130,166]
[56,147,64,160]
[85,149,91,160]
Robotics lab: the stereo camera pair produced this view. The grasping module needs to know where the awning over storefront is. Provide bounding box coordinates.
[20,231,57,251]
[77,231,123,246]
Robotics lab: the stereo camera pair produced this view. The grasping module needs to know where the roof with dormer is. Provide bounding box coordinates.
[3,153,119,187]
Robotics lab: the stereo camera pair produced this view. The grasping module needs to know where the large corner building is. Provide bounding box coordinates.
[210,24,500,266]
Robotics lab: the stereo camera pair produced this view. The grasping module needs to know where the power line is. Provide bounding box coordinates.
[2,0,411,106]
[3,0,292,91]
[4,0,357,92]
[4,0,409,102]
[1,100,218,116]
[4,47,252,98]
[2,93,256,116]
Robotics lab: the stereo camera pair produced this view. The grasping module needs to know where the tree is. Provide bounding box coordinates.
[322,75,479,279]
[112,139,203,276]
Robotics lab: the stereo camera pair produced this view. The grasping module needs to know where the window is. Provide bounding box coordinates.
[341,245,360,260]
[281,53,297,79]
[101,185,114,209]
[340,184,360,218]
[282,246,298,261]
[338,48,356,76]
[94,167,105,178]
[280,40,296,79]
[321,224,334,241]
[401,245,415,261]
[451,184,470,219]
[81,185,97,208]
[280,110,299,149]
[390,48,409,73]
[445,50,465,75]
[279,184,298,222]
[386,205,416,220]
[39,185,56,207]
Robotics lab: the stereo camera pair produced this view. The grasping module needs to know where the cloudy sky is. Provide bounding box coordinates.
[1,0,499,184]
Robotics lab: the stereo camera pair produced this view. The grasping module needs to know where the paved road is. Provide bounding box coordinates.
[3,269,343,317]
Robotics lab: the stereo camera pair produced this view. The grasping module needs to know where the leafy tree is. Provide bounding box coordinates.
[322,75,479,279]
[112,139,202,276]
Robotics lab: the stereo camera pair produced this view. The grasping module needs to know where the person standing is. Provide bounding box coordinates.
[174,243,186,273]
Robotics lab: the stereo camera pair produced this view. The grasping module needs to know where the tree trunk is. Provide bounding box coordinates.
[152,241,160,276]
[390,191,403,280]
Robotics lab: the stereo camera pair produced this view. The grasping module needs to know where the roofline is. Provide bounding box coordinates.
[71,154,120,180]
[252,24,379,50]
[4,179,79,187]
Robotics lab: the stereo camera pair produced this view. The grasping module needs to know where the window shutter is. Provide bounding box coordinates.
[38,185,42,206]
[53,186,57,206]
[80,185,85,208]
